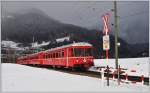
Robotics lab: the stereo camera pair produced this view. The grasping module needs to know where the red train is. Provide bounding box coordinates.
[17,42,94,70]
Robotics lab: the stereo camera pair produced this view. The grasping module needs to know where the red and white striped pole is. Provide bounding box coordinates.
[141,75,144,85]
[112,71,115,80]
[125,73,128,82]
[102,13,111,86]
[102,13,110,64]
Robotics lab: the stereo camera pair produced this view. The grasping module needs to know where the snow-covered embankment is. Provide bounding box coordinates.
[2,63,149,92]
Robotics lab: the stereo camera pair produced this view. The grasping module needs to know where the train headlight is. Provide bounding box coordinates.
[83,59,86,62]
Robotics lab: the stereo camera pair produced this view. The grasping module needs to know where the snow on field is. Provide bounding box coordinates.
[1,63,149,92]
[93,57,149,77]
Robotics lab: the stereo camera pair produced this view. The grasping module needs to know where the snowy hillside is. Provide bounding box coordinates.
[2,63,149,92]
[1,40,23,50]
[92,57,149,77]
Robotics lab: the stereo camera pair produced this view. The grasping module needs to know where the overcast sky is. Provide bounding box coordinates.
[1,1,149,44]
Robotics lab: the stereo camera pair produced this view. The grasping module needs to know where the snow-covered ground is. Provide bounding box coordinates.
[91,57,149,77]
[1,63,149,92]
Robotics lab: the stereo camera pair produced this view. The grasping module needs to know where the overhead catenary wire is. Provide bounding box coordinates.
[110,10,148,26]
[119,11,148,21]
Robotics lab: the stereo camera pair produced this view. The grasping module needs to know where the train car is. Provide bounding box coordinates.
[17,51,45,65]
[17,42,94,70]
[44,42,94,69]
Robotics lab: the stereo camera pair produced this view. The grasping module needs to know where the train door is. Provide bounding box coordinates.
[66,48,69,67]
[39,53,44,64]
[66,47,73,67]
[61,49,65,66]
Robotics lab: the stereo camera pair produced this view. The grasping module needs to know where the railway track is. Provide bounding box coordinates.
[27,64,149,85]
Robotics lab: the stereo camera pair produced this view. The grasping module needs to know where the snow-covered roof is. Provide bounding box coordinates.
[56,36,70,43]
[31,41,50,48]
[71,42,92,46]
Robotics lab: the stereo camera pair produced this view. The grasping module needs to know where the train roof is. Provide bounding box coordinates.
[17,51,44,59]
[71,42,92,46]
[45,42,93,52]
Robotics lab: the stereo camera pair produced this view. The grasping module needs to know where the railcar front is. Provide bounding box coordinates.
[68,43,94,69]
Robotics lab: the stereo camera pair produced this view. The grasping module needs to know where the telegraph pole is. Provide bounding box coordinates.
[114,1,120,85]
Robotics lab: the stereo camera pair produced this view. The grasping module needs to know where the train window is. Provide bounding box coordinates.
[51,54,53,58]
[45,54,47,59]
[45,55,47,59]
[73,48,84,57]
[47,54,49,59]
[55,53,56,58]
[71,48,75,56]
[58,52,60,57]
[32,56,35,59]
[51,53,53,58]
[60,51,62,57]
[51,54,52,58]
[50,53,52,58]
[72,48,92,57]
[62,51,64,57]
[57,52,59,57]
[50,54,52,58]
[59,51,62,57]
[46,55,48,59]
[57,52,59,58]
[85,48,93,56]
[49,54,50,58]
[48,54,50,58]
[53,53,55,58]
[53,53,54,58]
[56,53,58,58]
[59,51,61,57]
[56,53,57,58]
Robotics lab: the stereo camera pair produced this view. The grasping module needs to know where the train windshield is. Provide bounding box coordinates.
[72,48,93,57]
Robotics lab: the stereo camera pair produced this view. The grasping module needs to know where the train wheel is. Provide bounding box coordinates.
[56,65,62,69]
[48,65,53,68]
[80,65,88,71]
[60,66,64,69]
[73,65,85,71]
[53,65,56,69]
[71,67,76,71]
[81,67,88,72]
